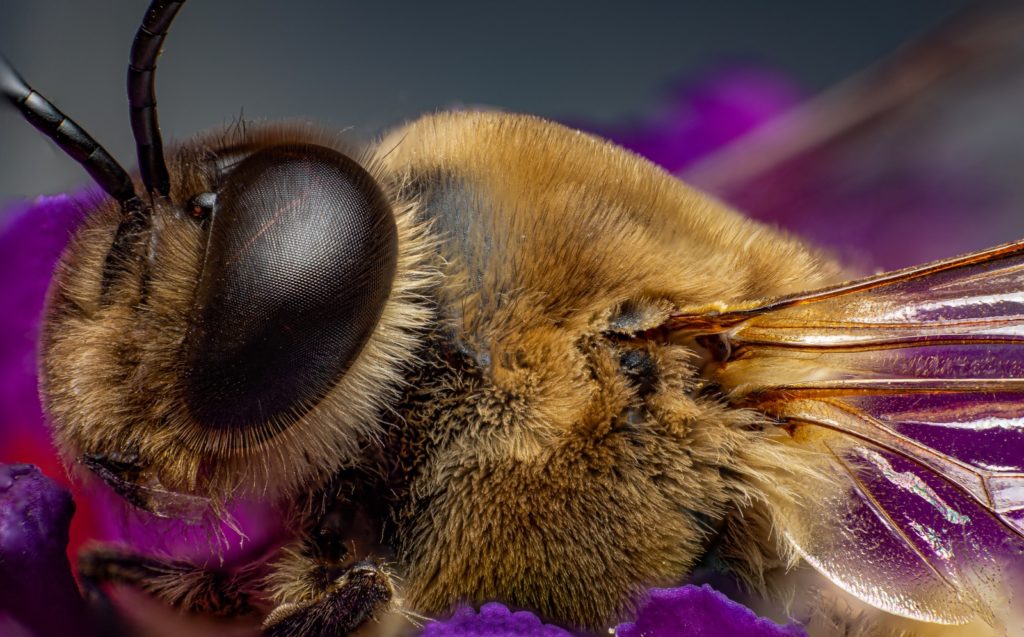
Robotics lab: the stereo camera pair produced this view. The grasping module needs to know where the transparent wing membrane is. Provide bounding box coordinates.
[668,239,1024,624]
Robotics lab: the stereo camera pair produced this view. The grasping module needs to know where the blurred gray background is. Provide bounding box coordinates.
[0,1,971,201]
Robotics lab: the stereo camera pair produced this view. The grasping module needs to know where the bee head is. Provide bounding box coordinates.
[2,3,432,510]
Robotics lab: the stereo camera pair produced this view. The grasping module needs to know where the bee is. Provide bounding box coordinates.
[2,2,1023,636]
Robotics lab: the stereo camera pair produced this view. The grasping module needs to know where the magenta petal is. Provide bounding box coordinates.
[0,463,101,637]
[615,585,807,637]
[592,66,804,175]
[0,194,89,447]
[419,603,576,637]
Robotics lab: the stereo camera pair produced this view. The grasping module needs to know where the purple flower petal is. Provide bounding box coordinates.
[0,195,109,564]
[419,603,576,637]
[0,194,90,449]
[615,585,807,637]
[589,66,804,175]
[0,463,101,637]
[418,586,807,637]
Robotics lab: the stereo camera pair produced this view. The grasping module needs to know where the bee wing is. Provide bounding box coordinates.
[669,239,1024,623]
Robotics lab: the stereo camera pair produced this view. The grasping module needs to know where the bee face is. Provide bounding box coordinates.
[39,125,435,504]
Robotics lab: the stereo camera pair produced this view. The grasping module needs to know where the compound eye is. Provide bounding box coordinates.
[184,144,398,433]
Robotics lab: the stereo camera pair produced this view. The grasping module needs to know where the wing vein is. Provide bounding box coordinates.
[823,440,957,589]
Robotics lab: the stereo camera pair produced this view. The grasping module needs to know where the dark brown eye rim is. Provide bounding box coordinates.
[188,192,217,220]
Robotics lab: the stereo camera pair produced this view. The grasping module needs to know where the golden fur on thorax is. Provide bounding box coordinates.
[360,111,845,629]
[40,124,438,502]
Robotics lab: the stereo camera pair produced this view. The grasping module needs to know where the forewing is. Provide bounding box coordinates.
[669,239,1024,624]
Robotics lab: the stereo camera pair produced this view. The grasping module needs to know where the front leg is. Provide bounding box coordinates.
[263,474,398,637]
[263,560,394,637]
[77,545,254,616]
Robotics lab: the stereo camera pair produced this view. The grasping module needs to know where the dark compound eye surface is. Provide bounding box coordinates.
[184,144,398,434]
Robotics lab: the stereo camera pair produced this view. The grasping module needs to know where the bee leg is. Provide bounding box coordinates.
[77,545,254,616]
[262,561,394,637]
[262,472,395,635]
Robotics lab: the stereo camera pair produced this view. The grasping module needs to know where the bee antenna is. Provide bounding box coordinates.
[0,53,142,212]
[128,0,186,198]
